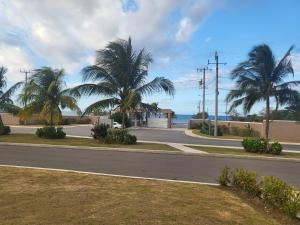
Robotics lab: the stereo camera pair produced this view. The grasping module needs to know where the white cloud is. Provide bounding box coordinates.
[0,44,33,83]
[175,0,223,42]
[0,0,222,82]
[174,70,215,89]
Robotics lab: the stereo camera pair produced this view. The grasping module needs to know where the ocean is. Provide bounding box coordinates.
[173,114,231,124]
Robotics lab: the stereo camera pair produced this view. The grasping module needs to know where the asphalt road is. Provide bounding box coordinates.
[0,144,300,187]
[11,126,300,151]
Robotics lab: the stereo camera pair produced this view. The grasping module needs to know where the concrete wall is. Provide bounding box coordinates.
[268,120,300,142]
[0,113,20,125]
[148,118,168,128]
[189,119,263,136]
[189,119,300,142]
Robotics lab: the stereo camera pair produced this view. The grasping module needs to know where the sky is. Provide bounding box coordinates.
[0,0,300,116]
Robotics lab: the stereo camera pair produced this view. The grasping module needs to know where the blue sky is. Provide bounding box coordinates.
[1,0,300,115]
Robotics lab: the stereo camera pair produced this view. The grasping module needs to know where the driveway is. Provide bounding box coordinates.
[1,144,300,187]
[11,126,300,151]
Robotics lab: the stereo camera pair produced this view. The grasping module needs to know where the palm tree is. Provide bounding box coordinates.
[0,67,22,133]
[71,37,175,128]
[226,44,300,140]
[19,67,80,126]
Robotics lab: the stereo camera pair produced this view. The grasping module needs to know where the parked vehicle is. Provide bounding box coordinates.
[113,122,122,129]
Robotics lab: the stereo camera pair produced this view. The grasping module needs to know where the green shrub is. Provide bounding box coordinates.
[270,142,282,155]
[123,133,137,145]
[261,176,300,218]
[36,126,66,139]
[232,168,261,196]
[104,128,137,144]
[198,122,223,136]
[0,126,11,135]
[242,138,282,155]
[242,138,268,153]
[218,166,231,186]
[91,124,109,139]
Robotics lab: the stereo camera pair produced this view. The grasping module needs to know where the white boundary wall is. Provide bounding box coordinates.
[148,118,168,128]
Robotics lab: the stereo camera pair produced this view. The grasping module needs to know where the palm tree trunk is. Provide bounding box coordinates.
[50,110,53,126]
[0,114,4,128]
[122,111,126,129]
[265,96,270,141]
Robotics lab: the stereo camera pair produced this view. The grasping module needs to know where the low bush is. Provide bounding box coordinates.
[36,126,66,139]
[217,166,231,186]
[104,128,137,144]
[218,166,300,219]
[242,138,282,155]
[232,168,261,196]
[91,124,109,139]
[0,126,11,135]
[242,138,267,153]
[270,142,283,155]
[261,176,300,218]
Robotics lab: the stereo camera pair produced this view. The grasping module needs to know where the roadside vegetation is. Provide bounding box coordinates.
[218,167,300,220]
[0,133,176,151]
[0,67,22,135]
[0,166,297,225]
[186,145,300,159]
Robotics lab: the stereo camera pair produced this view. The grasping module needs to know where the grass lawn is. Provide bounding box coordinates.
[0,133,177,151]
[192,129,244,140]
[187,145,300,159]
[0,167,297,225]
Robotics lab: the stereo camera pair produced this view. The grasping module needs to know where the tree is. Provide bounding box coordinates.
[19,67,80,126]
[71,37,175,128]
[0,67,22,133]
[192,112,208,119]
[226,44,300,140]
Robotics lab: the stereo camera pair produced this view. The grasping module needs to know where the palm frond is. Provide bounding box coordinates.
[83,98,119,116]
[136,77,175,96]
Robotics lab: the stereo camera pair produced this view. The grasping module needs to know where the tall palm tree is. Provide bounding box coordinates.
[19,67,80,126]
[0,67,22,132]
[226,44,300,140]
[71,37,175,128]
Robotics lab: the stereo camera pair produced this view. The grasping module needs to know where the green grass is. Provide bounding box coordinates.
[0,166,297,225]
[0,133,177,151]
[187,145,300,159]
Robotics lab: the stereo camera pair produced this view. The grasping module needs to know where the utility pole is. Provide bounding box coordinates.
[197,67,211,127]
[208,52,226,136]
[20,69,31,107]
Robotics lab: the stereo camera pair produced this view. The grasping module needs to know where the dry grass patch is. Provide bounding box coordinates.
[0,167,297,225]
[0,134,177,151]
